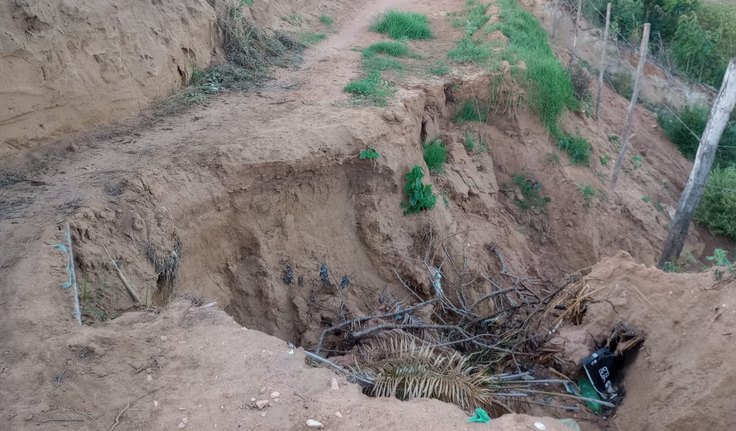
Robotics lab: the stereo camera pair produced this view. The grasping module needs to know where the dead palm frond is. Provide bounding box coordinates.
[355,335,514,416]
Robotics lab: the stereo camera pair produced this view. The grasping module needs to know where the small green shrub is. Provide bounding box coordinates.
[371,10,433,40]
[568,63,591,101]
[605,70,633,99]
[641,195,651,203]
[429,61,450,76]
[631,155,644,169]
[298,32,327,46]
[319,15,333,26]
[423,140,447,174]
[344,71,392,105]
[695,165,736,239]
[464,131,475,153]
[580,184,597,208]
[512,174,551,209]
[359,148,380,160]
[654,201,666,212]
[401,165,437,214]
[600,154,610,166]
[706,248,731,266]
[557,134,591,165]
[455,100,488,123]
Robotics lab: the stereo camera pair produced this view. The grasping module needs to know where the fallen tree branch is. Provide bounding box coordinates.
[350,323,460,341]
[108,402,130,431]
[303,351,373,386]
[101,242,143,305]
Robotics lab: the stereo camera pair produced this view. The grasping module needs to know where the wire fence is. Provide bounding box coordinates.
[548,0,736,194]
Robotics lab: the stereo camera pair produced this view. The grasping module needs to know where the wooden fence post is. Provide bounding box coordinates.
[657,59,736,268]
[569,0,584,65]
[595,3,612,120]
[610,23,650,189]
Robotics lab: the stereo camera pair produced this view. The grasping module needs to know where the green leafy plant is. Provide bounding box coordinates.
[706,248,731,267]
[512,174,551,209]
[557,134,591,165]
[663,260,682,273]
[631,155,644,169]
[401,166,437,214]
[455,100,488,123]
[319,14,333,26]
[371,10,433,40]
[641,195,651,203]
[600,154,610,166]
[580,184,597,208]
[423,140,447,174]
[658,104,736,167]
[360,148,380,160]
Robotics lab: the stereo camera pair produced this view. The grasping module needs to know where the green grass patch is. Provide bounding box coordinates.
[363,55,405,73]
[423,139,447,174]
[599,154,610,166]
[298,32,327,46]
[363,41,411,58]
[319,15,333,26]
[492,0,576,132]
[512,174,551,209]
[448,38,493,63]
[658,104,736,167]
[557,134,591,165]
[455,100,488,123]
[401,166,437,214]
[580,184,597,208]
[429,61,449,76]
[344,71,393,105]
[371,10,433,40]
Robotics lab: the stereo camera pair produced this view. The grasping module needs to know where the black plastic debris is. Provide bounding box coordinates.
[319,264,331,288]
[340,275,350,289]
[582,348,619,401]
[283,265,293,285]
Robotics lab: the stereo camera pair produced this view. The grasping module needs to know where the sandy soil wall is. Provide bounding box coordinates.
[0,0,220,152]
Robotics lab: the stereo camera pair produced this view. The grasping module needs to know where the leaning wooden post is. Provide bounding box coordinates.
[595,3,612,120]
[569,0,584,65]
[657,59,736,268]
[610,23,650,188]
[552,0,560,38]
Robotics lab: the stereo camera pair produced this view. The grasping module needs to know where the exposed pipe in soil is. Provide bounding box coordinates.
[63,223,82,325]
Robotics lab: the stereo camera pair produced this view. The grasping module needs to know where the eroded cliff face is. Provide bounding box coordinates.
[0,0,220,152]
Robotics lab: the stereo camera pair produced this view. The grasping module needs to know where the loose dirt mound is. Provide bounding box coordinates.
[553,252,736,431]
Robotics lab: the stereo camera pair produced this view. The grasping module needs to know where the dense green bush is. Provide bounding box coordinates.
[657,105,736,166]
[401,166,437,214]
[695,165,736,239]
[557,134,592,165]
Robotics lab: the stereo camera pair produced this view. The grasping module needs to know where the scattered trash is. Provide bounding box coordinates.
[319,264,330,288]
[559,418,582,431]
[283,265,293,285]
[306,419,324,428]
[467,407,490,423]
[330,377,339,391]
[340,275,350,289]
[534,422,546,430]
[582,348,619,401]
[577,378,604,414]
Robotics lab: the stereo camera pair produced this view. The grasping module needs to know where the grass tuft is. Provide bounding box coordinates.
[557,134,591,165]
[371,10,433,40]
[429,61,450,76]
[363,41,411,58]
[448,39,493,63]
[298,32,327,46]
[455,100,488,123]
[319,14,333,26]
[423,139,447,174]
[344,71,393,105]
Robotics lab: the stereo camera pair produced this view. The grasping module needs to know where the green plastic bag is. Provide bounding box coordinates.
[467,407,491,423]
[577,378,603,414]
